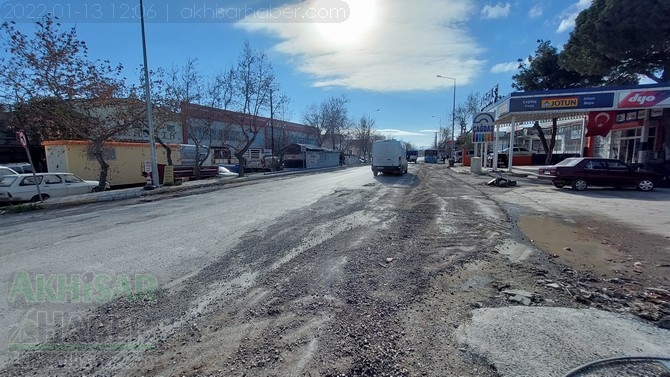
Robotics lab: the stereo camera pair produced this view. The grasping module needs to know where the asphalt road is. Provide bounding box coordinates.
[0,166,408,370]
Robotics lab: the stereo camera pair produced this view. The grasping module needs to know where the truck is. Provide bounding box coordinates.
[371,140,408,177]
[406,150,418,163]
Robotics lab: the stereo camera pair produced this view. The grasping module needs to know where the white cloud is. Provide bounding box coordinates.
[379,129,435,147]
[379,129,427,137]
[481,2,511,19]
[490,61,519,74]
[236,0,485,92]
[556,0,592,33]
[528,4,543,18]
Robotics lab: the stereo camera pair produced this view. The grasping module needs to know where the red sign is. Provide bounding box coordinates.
[16,130,27,148]
[618,91,670,108]
[585,111,617,137]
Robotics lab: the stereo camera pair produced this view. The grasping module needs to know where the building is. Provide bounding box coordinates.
[1,102,322,186]
[485,83,670,168]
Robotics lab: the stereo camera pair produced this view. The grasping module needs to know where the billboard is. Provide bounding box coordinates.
[509,92,615,112]
[617,90,670,108]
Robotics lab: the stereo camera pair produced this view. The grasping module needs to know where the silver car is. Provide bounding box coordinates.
[0,166,18,178]
[0,173,109,203]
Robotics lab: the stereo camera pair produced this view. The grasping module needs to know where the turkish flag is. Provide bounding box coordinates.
[585,111,617,137]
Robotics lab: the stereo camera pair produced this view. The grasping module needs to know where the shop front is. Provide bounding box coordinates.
[487,83,669,171]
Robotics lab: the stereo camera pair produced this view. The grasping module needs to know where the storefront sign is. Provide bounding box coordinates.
[617,90,670,108]
[471,112,496,143]
[494,100,509,117]
[509,92,615,112]
[481,85,499,110]
[542,97,578,108]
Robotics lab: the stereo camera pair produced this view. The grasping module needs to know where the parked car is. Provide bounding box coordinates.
[2,162,34,174]
[490,147,536,167]
[0,173,109,203]
[500,147,535,156]
[0,166,18,178]
[538,157,662,191]
[218,165,238,177]
[454,150,474,163]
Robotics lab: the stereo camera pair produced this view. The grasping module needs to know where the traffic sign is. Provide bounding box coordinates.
[17,130,27,148]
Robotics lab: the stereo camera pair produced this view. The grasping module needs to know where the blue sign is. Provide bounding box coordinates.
[509,92,615,112]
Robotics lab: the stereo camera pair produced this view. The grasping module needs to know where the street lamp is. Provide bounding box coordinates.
[431,115,442,149]
[436,75,456,158]
[140,0,159,189]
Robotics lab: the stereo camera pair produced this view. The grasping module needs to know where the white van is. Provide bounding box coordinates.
[371,140,408,176]
[453,150,475,163]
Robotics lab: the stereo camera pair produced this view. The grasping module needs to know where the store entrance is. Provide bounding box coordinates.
[611,128,641,164]
[619,138,637,163]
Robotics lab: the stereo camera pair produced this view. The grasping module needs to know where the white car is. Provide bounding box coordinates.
[0,173,109,203]
[498,147,535,156]
[218,166,238,177]
[0,166,18,178]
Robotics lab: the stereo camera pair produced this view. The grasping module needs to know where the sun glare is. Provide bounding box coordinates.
[315,0,377,47]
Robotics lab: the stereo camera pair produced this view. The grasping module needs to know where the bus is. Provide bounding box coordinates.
[424,149,439,163]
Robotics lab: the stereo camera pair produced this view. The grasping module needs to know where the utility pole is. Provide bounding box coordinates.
[140,0,159,189]
[437,75,456,158]
[270,89,274,158]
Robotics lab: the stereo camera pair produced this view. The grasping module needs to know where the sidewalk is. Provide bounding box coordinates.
[449,163,547,182]
[12,166,345,210]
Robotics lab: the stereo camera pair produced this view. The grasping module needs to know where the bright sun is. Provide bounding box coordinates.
[315,0,377,46]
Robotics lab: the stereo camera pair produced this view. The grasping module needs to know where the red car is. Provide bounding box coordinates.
[537,157,662,191]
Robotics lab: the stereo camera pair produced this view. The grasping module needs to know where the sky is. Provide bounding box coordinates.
[1,0,594,149]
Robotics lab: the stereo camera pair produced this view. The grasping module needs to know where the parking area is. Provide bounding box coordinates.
[449,163,670,238]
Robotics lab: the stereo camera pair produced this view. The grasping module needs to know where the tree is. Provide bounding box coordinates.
[302,102,325,146]
[351,114,377,161]
[0,15,136,190]
[130,65,178,166]
[161,58,211,178]
[267,87,291,158]
[511,40,604,163]
[512,40,605,92]
[302,95,350,149]
[531,119,557,164]
[437,125,452,153]
[323,96,350,151]
[560,0,669,83]
[227,42,275,177]
[453,92,482,151]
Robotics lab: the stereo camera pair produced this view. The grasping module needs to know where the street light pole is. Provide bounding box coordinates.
[431,115,442,149]
[270,89,274,158]
[436,75,456,158]
[140,0,159,189]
